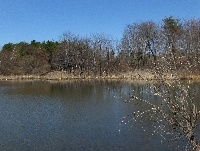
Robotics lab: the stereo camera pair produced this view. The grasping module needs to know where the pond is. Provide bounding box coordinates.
[0,80,199,151]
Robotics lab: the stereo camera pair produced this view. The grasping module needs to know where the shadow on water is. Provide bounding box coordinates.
[0,80,199,150]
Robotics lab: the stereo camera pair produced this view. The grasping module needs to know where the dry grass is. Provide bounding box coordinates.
[0,70,199,81]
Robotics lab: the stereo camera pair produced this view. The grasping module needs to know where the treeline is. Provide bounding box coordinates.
[0,16,200,76]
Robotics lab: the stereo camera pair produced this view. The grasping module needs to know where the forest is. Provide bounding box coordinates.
[1,16,200,77]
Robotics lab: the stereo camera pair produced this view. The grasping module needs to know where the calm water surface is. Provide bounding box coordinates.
[0,80,199,151]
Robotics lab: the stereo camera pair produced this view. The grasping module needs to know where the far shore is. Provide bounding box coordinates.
[0,70,200,81]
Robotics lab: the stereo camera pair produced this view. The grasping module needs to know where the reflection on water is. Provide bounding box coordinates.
[0,80,199,151]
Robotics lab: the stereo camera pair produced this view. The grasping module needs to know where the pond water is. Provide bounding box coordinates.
[0,80,199,151]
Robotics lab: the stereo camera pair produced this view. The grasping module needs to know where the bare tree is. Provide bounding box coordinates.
[121,59,200,150]
[162,16,183,69]
[121,21,161,69]
[120,18,200,149]
[182,19,200,73]
[89,34,115,76]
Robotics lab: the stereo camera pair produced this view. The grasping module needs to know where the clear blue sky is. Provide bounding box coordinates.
[1,0,200,47]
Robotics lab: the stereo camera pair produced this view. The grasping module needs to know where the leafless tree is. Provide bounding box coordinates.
[89,34,116,76]
[121,21,161,69]
[121,56,200,150]
[120,18,200,150]
[182,19,200,73]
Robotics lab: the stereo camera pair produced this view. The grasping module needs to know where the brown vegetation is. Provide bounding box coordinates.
[1,17,200,79]
[0,70,199,81]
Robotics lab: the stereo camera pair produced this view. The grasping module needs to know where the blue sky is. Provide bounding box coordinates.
[1,0,200,47]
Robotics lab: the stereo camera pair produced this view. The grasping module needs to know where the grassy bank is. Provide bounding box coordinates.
[0,70,200,81]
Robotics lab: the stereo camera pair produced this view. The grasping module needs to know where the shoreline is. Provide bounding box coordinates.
[0,70,200,81]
